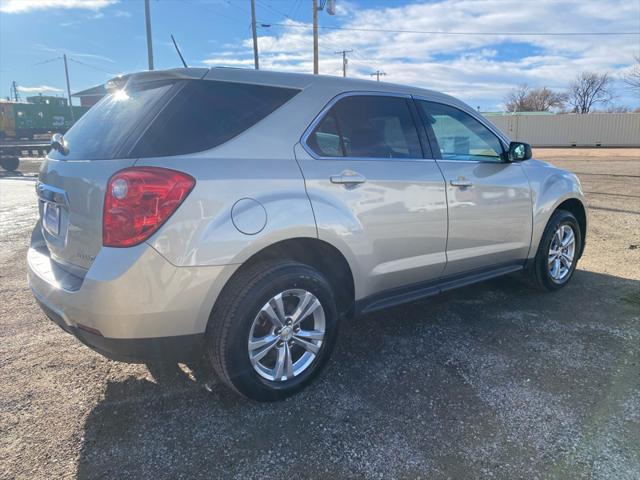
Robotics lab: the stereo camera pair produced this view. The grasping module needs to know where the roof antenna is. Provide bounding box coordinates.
[171,34,188,68]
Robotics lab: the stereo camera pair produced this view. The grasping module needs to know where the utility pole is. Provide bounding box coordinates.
[250,0,259,69]
[144,0,154,70]
[370,70,387,82]
[335,50,353,77]
[312,0,319,74]
[63,54,75,122]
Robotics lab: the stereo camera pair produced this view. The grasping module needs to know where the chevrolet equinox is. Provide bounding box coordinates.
[28,67,587,401]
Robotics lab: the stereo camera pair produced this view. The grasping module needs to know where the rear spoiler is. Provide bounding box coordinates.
[105,68,209,92]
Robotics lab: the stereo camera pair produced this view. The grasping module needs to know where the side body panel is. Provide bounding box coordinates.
[522,159,587,258]
[141,155,318,267]
[436,160,533,275]
[294,144,448,301]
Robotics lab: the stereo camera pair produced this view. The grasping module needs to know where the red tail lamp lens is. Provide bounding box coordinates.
[103,167,195,247]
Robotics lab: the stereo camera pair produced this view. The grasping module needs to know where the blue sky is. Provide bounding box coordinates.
[0,0,638,110]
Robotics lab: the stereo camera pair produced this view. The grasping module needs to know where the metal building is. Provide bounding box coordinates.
[484,112,640,147]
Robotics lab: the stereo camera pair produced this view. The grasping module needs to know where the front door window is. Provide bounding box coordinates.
[417,101,504,162]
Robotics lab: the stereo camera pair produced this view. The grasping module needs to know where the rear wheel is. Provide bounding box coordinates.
[206,260,338,401]
[531,209,582,291]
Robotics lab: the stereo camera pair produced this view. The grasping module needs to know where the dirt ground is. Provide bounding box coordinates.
[0,149,639,479]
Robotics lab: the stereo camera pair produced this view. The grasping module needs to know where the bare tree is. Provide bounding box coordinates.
[568,72,613,113]
[623,56,640,91]
[505,84,530,112]
[505,84,567,112]
[603,105,631,113]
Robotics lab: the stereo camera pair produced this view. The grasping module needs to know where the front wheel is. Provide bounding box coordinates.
[531,209,582,291]
[206,260,339,401]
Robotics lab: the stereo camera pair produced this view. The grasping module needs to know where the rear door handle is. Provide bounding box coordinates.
[450,178,473,187]
[330,170,367,186]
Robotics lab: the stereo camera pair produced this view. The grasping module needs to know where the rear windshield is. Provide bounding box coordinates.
[49,81,173,160]
[50,80,300,160]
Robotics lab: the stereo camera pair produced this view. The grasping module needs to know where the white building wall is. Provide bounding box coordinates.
[484,113,640,147]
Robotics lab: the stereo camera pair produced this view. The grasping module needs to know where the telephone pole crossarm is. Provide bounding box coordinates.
[370,70,387,82]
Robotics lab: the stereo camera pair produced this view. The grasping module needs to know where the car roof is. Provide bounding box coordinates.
[109,66,464,108]
[203,67,460,103]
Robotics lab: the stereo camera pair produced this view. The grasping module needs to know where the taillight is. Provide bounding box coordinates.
[103,167,195,247]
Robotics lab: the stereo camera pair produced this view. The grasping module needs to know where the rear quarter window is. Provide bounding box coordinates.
[131,81,300,157]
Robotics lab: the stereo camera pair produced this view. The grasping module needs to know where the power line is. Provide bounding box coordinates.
[256,0,292,20]
[32,56,62,67]
[288,0,303,21]
[260,22,640,36]
[221,0,249,15]
[68,57,117,76]
[193,1,247,25]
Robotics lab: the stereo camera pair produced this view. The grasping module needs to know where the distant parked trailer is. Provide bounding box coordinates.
[485,113,640,148]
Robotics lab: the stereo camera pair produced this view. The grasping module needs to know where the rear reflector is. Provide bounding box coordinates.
[76,323,103,337]
[103,167,195,247]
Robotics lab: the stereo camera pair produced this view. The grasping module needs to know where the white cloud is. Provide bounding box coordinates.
[203,0,640,109]
[0,0,118,14]
[113,9,130,18]
[17,85,63,93]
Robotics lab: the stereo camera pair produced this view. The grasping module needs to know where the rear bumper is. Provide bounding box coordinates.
[33,293,204,362]
[28,225,235,363]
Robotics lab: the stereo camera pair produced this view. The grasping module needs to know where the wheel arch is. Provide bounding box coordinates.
[213,237,356,319]
[555,198,587,258]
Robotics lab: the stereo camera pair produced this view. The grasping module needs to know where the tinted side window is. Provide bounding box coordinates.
[132,81,300,158]
[307,95,422,159]
[308,111,344,157]
[417,101,504,162]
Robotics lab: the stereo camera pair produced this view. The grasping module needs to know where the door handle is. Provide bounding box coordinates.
[330,170,367,186]
[450,178,473,188]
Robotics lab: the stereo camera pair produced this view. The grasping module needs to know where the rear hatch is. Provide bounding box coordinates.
[37,68,207,271]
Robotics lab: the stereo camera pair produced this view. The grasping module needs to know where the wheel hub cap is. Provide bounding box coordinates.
[248,289,326,382]
[280,326,293,341]
[548,224,576,282]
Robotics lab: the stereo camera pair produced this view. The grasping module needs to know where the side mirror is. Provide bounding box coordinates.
[51,133,68,155]
[508,141,532,162]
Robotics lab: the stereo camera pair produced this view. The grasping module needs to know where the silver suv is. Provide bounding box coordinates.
[28,68,587,401]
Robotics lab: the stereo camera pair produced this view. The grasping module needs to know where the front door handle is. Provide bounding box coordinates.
[450,178,473,187]
[330,170,367,186]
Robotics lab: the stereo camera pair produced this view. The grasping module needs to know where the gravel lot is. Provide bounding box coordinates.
[1,149,639,479]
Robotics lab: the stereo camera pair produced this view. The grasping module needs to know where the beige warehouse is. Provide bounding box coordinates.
[485,112,640,147]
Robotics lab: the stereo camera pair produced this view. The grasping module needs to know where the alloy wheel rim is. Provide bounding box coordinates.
[248,289,325,382]
[548,224,576,282]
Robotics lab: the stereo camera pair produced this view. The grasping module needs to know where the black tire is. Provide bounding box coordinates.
[206,260,339,401]
[531,209,582,291]
[0,157,19,172]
